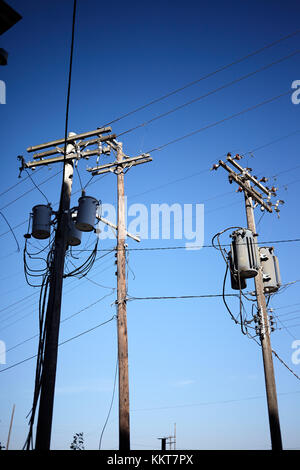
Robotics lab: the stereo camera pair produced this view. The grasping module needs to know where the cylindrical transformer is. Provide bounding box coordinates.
[230,228,259,279]
[68,218,82,246]
[32,204,52,239]
[228,252,247,290]
[259,246,281,294]
[75,196,98,232]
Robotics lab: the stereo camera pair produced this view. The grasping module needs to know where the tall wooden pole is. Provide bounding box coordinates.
[6,404,15,450]
[116,142,130,450]
[244,181,283,451]
[35,138,75,450]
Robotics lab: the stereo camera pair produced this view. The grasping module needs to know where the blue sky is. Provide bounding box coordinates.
[0,0,300,450]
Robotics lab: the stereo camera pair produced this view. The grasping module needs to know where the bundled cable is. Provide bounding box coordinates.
[23,269,50,450]
[64,238,98,279]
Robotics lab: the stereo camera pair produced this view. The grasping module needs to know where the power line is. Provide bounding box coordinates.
[0,170,60,211]
[0,167,43,199]
[272,350,300,381]
[127,293,240,301]
[103,28,300,127]
[0,120,298,244]
[0,252,115,328]
[132,390,300,412]
[0,211,20,252]
[72,238,300,253]
[272,302,300,311]
[118,50,300,138]
[0,315,115,374]
[61,0,77,196]
[145,90,290,154]
[98,356,118,450]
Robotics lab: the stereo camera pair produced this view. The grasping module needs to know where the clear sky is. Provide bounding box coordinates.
[0,0,300,451]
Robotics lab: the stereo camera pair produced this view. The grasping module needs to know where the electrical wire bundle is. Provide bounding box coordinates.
[23,256,51,450]
[64,238,99,280]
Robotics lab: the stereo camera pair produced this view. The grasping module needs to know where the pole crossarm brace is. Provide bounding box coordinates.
[95,214,140,243]
[218,160,273,213]
[87,154,152,176]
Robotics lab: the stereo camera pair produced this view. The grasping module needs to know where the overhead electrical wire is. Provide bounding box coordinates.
[71,238,300,253]
[0,33,299,241]
[0,250,116,329]
[0,169,60,211]
[0,109,298,244]
[103,28,300,127]
[0,211,20,252]
[118,49,300,138]
[0,315,116,374]
[61,0,77,196]
[132,389,300,412]
[98,356,118,450]
[0,167,43,199]
[145,90,291,154]
[272,349,300,381]
[2,292,116,359]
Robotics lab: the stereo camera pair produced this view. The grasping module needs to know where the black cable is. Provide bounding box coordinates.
[5,292,116,358]
[0,169,60,211]
[127,293,240,301]
[61,0,77,195]
[0,211,20,252]
[24,169,50,205]
[0,167,43,199]
[64,239,99,279]
[98,355,118,450]
[70,238,300,253]
[103,28,300,127]
[222,264,239,324]
[1,316,115,374]
[118,50,300,138]
[24,270,50,449]
[144,90,290,154]
[272,349,300,381]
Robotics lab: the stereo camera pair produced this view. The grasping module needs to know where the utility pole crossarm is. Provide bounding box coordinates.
[226,156,271,196]
[23,135,117,170]
[26,127,113,153]
[87,154,152,176]
[31,134,117,160]
[218,160,273,213]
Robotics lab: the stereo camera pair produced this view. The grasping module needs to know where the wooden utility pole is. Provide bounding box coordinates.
[87,142,152,450]
[35,137,75,450]
[116,142,130,450]
[21,127,115,450]
[215,154,283,451]
[244,181,282,451]
[6,404,15,450]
